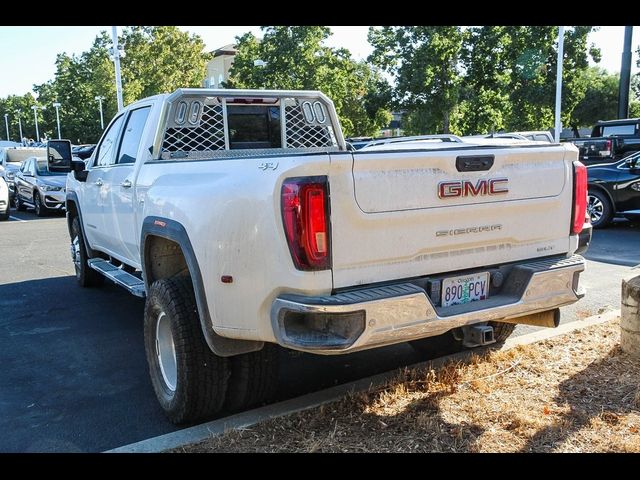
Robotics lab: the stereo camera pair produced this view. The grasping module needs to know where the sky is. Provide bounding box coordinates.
[0,26,638,99]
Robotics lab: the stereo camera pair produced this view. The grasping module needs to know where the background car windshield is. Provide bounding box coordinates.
[36,159,65,176]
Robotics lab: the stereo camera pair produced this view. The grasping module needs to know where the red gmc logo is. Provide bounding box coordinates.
[438,178,509,198]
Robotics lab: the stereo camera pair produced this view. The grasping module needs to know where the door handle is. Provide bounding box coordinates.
[95,179,103,186]
[121,179,132,188]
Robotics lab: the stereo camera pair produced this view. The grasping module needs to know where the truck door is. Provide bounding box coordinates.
[100,105,152,264]
[82,113,126,251]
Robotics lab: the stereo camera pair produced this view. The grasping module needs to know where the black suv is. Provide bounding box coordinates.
[587,151,640,228]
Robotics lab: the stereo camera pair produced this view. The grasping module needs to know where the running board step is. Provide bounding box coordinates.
[88,259,146,298]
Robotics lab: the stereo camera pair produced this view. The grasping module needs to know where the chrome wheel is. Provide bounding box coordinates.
[70,236,81,270]
[587,193,604,224]
[155,311,177,392]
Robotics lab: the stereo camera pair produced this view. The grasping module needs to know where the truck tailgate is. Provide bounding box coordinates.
[328,144,576,289]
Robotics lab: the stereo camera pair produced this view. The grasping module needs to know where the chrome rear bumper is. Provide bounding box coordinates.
[271,254,585,355]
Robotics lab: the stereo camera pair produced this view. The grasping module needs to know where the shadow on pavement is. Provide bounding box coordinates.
[8,207,66,222]
[584,219,640,267]
[0,276,176,453]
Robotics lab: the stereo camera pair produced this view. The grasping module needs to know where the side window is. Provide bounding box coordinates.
[534,134,549,142]
[95,114,125,167]
[116,107,151,164]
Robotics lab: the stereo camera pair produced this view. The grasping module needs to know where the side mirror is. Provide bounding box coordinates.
[47,140,73,173]
[72,159,88,182]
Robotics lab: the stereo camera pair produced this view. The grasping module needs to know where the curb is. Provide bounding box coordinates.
[106,309,620,453]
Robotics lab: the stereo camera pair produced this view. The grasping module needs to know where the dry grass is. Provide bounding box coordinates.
[176,318,640,453]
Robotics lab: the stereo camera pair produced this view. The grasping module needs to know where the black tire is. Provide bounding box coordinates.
[14,194,26,211]
[34,192,47,217]
[410,330,464,357]
[0,208,8,221]
[587,189,613,229]
[225,343,279,412]
[144,276,229,424]
[70,216,104,287]
[488,321,516,343]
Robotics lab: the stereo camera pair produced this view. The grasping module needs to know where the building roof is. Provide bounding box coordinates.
[212,44,237,57]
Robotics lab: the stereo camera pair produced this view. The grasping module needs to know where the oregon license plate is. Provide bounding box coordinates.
[441,272,490,307]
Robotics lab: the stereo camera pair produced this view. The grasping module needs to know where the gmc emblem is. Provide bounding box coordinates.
[438,178,509,198]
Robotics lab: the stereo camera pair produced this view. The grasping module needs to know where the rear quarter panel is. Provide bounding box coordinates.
[136,153,333,342]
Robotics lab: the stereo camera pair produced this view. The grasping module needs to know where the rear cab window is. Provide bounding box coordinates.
[602,124,637,136]
[117,106,151,164]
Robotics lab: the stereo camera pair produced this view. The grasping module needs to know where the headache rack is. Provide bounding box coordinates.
[153,89,346,160]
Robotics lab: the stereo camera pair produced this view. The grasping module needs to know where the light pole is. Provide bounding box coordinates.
[52,102,62,139]
[618,26,633,119]
[95,95,105,129]
[18,116,23,144]
[111,26,124,111]
[554,26,564,143]
[3,114,8,141]
[31,105,45,142]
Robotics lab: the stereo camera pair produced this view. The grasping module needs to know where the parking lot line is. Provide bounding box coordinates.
[9,216,27,223]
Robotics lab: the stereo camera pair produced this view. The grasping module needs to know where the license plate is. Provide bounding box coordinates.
[441,272,489,307]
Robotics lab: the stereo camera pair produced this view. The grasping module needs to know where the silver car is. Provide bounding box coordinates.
[14,157,66,216]
[1,147,47,201]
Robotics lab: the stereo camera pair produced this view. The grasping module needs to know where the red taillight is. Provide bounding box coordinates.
[281,177,331,270]
[572,161,587,235]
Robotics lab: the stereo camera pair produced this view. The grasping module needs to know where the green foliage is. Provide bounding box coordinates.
[570,67,619,131]
[371,25,598,136]
[0,93,38,141]
[631,73,640,102]
[368,26,464,134]
[456,26,512,134]
[120,26,210,103]
[0,25,611,143]
[34,33,118,143]
[495,26,596,132]
[3,27,210,144]
[228,26,392,137]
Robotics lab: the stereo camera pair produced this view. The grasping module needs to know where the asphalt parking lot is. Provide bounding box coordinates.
[1,209,638,452]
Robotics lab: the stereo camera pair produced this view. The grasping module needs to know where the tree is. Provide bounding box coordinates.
[228,26,391,137]
[119,26,210,103]
[369,26,598,136]
[570,67,619,134]
[0,93,38,142]
[631,73,640,104]
[501,26,598,132]
[457,26,512,134]
[25,26,210,143]
[368,26,463,134]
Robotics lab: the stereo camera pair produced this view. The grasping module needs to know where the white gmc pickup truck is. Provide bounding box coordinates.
[49,89,590,424]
